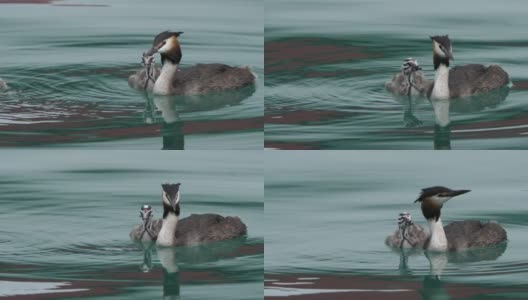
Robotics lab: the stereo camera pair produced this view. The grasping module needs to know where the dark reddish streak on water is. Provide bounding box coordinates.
[0,99,262,146]
[264,109,351,149]
[265,38,376,75]
[0,269,223,300]
[0,117,263,146]
[512,81,528,90]
[393,113,528,139]
[265,273,528,300]
[265,110,352,125]
[264,108,528,149]
[0,242,263,299]
[53,4,108,6]
[264,142,318,150]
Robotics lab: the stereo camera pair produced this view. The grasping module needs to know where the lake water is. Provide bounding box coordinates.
[0,150,263,299]
[265,151,528,299]
[265,0,528,149]
[4,1,528,299]
[0,0,263,149]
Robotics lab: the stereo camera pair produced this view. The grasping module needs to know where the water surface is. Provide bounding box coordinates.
[0,150,263,299]
[265,151,528,299]
[265,0,528,149]
[0,0,263,149]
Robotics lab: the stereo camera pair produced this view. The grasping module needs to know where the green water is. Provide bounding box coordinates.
[0,150,263,299]
[265,151,528,298]
[0,0,263,149]
[4,0,528,299]
[265,0,528,149]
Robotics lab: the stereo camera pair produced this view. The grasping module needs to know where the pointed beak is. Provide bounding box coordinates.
[145,43,163,57]
[447,51,454,61]
[169,191,180,210]
[161,183,181,212]
[448,189,470,197]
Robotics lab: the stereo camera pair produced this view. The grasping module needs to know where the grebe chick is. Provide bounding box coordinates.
[385,58,432,96]
[428,35,509,100]
[386,212,427,248]
[128,55,161,91]
[416,186,507,251]
[128,31,256,96]
[145,183,247,247]
[130,205,159,241]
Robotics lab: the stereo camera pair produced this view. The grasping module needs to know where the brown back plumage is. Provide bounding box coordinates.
[448,64,509,98]
[128,63,255,95]
[171,64,255,95]
[444,220,507,251]
[142,213,247,247]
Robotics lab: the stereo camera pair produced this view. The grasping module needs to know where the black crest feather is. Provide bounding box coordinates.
[153,31,183,46]
[162,183,181,198]
[414,186,451,203]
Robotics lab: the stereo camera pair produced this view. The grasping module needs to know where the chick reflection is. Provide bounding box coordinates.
[134,240,156,272]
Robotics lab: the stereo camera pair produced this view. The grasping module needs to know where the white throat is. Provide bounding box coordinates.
[431,64,450,99]
[153,60,178,96]
[427,218,448,251]
[157,212,178,246]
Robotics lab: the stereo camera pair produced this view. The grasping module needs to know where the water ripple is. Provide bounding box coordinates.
[265,35,528,149]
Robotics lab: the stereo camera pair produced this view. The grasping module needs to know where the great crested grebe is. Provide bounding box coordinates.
[128,31,256,96]
[130,183,247,247]
[428,35,509,100]
[385,58,432,96]
[386,187,507,251]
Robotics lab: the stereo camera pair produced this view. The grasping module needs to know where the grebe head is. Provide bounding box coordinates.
[401,58,422,76]
[398,212,413,229]
[161,183,181,216]
[140,204,154,224]
[430,35,454,60]
[146,31,184,65]
[414,186,470,221]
